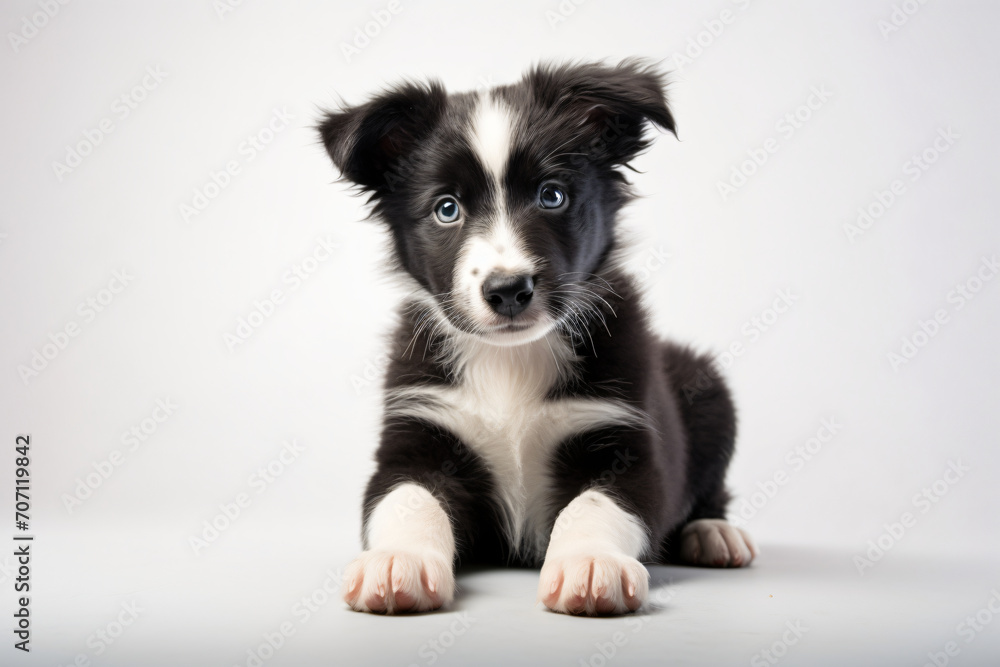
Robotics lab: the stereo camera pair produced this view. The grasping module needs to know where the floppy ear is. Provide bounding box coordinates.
[528,59,676,167]
[317,80,447,192]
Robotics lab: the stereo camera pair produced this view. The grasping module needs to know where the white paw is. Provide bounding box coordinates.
[680,519,758,567]
[538,552,648,615]
[343,549,454,614]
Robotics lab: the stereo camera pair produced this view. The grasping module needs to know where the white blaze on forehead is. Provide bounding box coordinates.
[470,94,514,181]
[458,94,537,327]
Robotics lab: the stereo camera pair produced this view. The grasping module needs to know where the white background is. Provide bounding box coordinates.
[1,1,998,665]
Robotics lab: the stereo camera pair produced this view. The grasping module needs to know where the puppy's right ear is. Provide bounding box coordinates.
[317,81,447,192]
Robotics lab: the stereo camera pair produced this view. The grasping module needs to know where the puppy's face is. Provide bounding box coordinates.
[319,61,674,346]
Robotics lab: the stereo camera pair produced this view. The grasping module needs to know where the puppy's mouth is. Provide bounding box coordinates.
[473,311,555,347]
[489,321,535,333]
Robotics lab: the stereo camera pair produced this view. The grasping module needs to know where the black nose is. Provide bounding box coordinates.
[482,274,534,318]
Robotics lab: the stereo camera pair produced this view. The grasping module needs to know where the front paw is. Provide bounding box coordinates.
[538,552,648,615]
[343,549,454,614]
[680,518,758,567]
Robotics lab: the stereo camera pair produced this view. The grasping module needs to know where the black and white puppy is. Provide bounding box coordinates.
[318,60,756,616]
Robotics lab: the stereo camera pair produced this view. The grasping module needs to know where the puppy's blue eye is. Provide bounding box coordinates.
[434,197,461,224]
[539,184,566,209]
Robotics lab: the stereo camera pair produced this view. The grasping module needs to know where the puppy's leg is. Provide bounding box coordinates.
[538,489,650,615]
[343,483,455,614]
[660,342,757,567]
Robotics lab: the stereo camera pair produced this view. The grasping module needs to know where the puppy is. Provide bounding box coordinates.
[318,60,756,616]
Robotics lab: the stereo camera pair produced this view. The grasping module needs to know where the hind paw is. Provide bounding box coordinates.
[680,519,758,567]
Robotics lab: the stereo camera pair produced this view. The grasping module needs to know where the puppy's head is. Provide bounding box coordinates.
[318,60,675,347]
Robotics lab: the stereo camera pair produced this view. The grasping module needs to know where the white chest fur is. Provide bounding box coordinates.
[385,333,646,559]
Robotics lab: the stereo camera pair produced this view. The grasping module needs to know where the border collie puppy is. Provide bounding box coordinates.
[318,60,756,616]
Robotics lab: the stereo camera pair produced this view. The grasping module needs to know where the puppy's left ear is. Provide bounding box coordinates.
[530,59,676,167]
[317,80,447,192]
